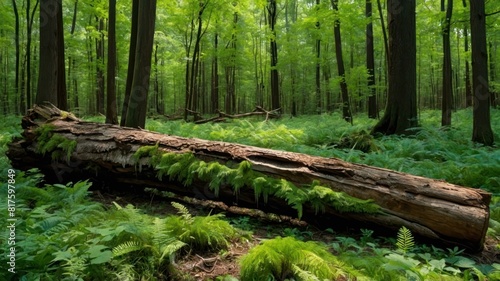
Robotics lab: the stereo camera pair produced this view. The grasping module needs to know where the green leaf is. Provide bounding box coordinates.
[396,226,414,254]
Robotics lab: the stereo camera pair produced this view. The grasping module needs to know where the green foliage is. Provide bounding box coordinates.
[396,226,415,254]
[34,124,77,162]
[133,147,380,219]
[240,236,362,281]
[166,202,237,251]
[336,130,379,152]
[0,170,240,280]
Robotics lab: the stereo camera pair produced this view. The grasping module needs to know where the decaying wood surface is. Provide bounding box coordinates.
[7,103,491,251]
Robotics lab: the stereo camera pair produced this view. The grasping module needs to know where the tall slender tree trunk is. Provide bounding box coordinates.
[124,0,157,128]
[267,0,280,111]
[464,26,472,107]
[470,0,493,145]
[26,0,39,111]
[441,0,453,126]
[12,0,20,114]
[106,0,118,124]
[211,32,219,113]
[225,11,238,114]
[185,2,208,119]
[371,0,417,135]
[153,42,162,114]
[323,54,333,112]
[286,0,298,116]
[56,2,67,110]
[331,0,352,123]
[121,0,139,126]
[69,0,78,110]
[315,0,322,114]
[366,0,378,119]
[95,18,105,114]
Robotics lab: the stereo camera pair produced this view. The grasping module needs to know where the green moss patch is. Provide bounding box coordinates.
[134,145,380,219]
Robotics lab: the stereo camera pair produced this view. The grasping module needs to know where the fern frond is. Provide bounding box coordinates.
[113,241,144,257]
[158,240,187,263]
[292,264,321,281]
[171,202,193,224]
[396,226,415,254]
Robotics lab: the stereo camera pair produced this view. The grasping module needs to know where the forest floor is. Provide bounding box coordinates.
[91,185,500,280]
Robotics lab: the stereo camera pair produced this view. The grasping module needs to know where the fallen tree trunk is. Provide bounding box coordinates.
[194,106,280,124]
[7,104,491,251]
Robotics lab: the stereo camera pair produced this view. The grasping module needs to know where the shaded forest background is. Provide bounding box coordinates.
[0,0,499,131]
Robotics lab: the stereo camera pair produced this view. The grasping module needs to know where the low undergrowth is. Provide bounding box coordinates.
[0,175,241,280]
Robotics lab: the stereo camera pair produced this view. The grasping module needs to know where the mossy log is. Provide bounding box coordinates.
[7,103,491,251]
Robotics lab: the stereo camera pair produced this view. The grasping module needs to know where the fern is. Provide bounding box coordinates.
[165,203,237,251]
[171,202,193,224]
[274,179,308,219]
[240,236,359,281]
[132,148,380,219]
[112,241,144,257]
[396,226,415,254]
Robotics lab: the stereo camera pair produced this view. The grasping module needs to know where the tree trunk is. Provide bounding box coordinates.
[56,1,67,111]
[464,26,472,107]
[36,0,59,106]
[331,0,352,123]
[95,17,105,115]
[366,0,378,119]
[315,0,322,114]
[211,32,219,113]
[69,0,78,112]
[441,0,453,126]
[26,0,39,112]
[469,0,494,145]
[124,0,157,128]
[106,0,118,124]
[120,0,139,126]
[268,0,280,112]
[12,0,20,114]
[371,0,417,135]
[7,103,491,252]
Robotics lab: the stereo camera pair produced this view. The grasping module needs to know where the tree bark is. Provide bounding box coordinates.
[441,0,453,126]
[464,25,472,107]
[56,1,67,111]
[12,0,20,114]
[315,0,322,114]
[25,0,39,112]
[106,0,118,124]
[95,17,105,115]
[120,0,139,126]
[211,32,219,113]
[124,0,157,128]
[267,0,280,112]
[331,0,352,123]
[36,0,59,105]
[371,0,417,135]
[8,103,491,252]
[366,0,378,119]
[470,0,494,145]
